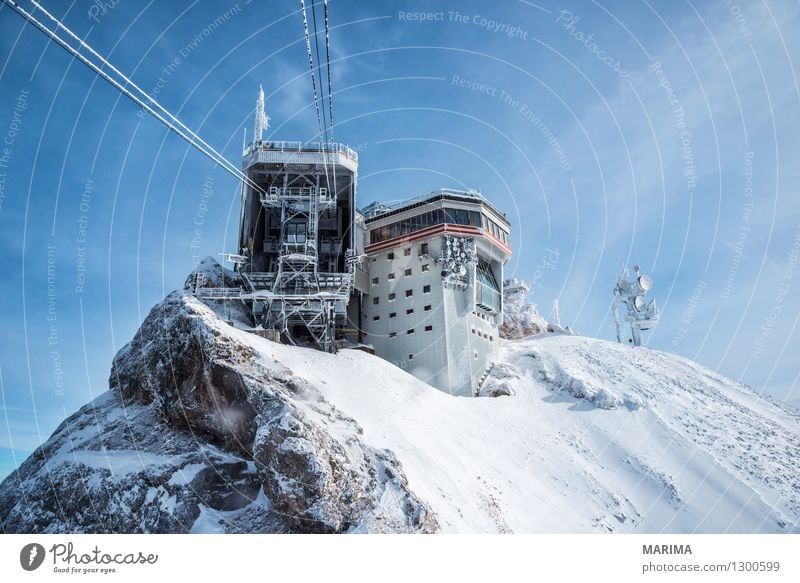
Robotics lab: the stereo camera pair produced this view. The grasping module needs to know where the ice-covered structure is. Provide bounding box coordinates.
[195,88,513,396]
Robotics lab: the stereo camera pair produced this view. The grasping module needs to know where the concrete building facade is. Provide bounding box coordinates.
[359,189,511,396]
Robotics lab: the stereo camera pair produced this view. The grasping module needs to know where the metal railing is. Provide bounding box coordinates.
[243,140,359,161]
[259,186,333,206]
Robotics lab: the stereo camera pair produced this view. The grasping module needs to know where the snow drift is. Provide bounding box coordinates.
[1,261,798,533]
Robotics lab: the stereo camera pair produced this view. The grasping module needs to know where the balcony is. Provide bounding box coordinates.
[243,140,358,173]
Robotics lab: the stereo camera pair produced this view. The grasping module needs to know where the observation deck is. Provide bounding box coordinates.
[243,140,359,173]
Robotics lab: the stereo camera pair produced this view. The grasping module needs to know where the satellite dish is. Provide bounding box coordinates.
[613,263,659,346]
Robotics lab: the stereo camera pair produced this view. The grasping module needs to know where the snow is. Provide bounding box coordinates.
[69,450,176,475]
[167,463,206,486]
[190,487,273,534]
[500,278,549,339]
[213,311,800,533]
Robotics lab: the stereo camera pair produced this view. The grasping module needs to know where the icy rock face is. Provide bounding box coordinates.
[499,278,548,339]
[0,288,437,534]
[183,255,242,290]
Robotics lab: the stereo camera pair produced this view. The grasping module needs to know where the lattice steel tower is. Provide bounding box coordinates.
[237,88,360,352]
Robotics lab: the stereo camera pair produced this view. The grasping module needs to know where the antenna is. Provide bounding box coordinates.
[612,264,659,346]
[551,299,561,327]
[254,85,269,142]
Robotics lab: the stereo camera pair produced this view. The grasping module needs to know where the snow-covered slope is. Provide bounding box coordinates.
[257,333,799,533]
[1,272,798,533]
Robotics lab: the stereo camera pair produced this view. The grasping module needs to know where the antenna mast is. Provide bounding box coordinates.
[254,85,269,142]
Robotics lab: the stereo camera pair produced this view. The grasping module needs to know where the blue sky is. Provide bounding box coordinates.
[1,0,799,480]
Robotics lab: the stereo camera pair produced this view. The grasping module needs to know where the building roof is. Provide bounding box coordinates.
[361,188,510,227]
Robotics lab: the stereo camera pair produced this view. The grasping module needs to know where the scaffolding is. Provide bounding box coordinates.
[255,184,351,352]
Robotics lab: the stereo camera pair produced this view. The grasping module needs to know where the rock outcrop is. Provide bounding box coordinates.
[499,278,549,339]
[0,270,437,534]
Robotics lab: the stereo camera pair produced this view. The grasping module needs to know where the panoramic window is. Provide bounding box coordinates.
[475,257,501,312]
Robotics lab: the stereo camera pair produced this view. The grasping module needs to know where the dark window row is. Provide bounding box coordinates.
[370,208,483,244]
[386,325,434,339]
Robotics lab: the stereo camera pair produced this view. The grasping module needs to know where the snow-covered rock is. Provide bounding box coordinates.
[0,290,436,534]
[499,278,549,339]
[1,262,798,533]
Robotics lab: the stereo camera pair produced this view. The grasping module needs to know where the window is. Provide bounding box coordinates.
[476,257,501,312]
[389,312,397,318]
[424,305,432,311]
[423,284,431,293]
[408,354,414,360]
[372,277,379,285]
[285,221,307,244]
[387,252,395,260]
[489,335,494,341]
[388,272,396,280]
[372,297,380,305]
[404,268,412,277]
[405,289,413,297]
[389,332,397,338]
[474,351,479,359]
[421,263,430,272]
[389,293,396,301]
[425,325,433,332]
[406,329,414,335]
[373,315,380,321]
[404,248,411,256]
[420,243,429,256]
[406,308,414,315]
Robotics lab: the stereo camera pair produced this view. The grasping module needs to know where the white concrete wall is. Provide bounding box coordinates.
[362,233,503,396]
